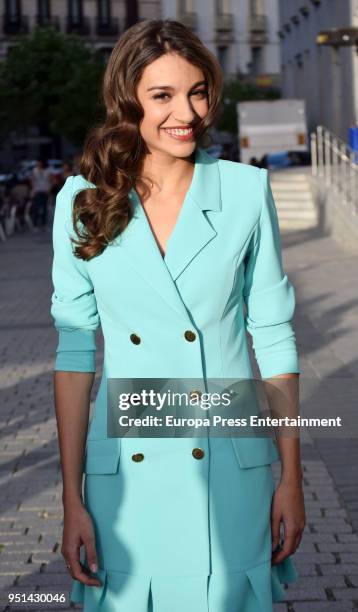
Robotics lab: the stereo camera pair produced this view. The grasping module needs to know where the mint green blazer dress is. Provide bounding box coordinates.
[51,147,300,611]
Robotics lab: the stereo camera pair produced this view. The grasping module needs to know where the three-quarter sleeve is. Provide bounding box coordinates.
[243,167,300,379]
[50,175,100,372]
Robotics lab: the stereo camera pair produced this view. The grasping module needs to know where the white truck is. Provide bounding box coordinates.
[237,99,308,165]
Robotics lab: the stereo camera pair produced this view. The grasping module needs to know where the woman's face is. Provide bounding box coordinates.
[136,52,209,158]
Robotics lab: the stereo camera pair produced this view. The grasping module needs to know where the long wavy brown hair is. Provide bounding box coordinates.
[72,19,224,260]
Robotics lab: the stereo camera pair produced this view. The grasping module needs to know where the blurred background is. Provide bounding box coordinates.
[1,0,358,244]
[1,2,358,611]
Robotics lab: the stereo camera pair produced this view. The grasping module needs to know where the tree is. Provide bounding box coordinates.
[0,25,105,152]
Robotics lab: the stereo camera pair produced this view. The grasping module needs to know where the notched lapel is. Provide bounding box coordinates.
[165,148,222,281]
[114,195,190,321]
[164,193,217,281]
[113,147,222,319]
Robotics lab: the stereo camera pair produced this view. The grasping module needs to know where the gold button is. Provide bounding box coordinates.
[189,390,202,400]
[184,330,196,342]
[132,453,144,462]
[192,447,205,460]
[130,333,141,345]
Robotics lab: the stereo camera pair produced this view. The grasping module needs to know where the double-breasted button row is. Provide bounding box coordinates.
[131,448,205,462]
[130,330,197,344]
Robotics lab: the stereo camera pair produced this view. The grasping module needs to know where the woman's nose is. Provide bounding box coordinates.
[172,96,196,123]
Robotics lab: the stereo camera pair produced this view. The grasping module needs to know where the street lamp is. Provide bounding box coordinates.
[316,27,358,140]
[316,27,358,54]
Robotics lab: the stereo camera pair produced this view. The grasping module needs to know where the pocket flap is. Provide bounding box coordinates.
[231,436,280,468]
[84,438,121,474]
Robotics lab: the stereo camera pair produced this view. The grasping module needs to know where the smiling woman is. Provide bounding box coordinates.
[51,18,304,612]
[68,20,223,262]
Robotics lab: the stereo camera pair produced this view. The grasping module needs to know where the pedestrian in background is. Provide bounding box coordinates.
[30,158,52,230]
[9,178,32,233]
[62,160,74,180]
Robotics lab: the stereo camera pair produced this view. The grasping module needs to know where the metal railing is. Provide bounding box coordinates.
[2,13,122,38]
[250,13,267,32]
[215,13,234,32]
[34,15,61,31]
[311,125,358,217]
[66,15,91,35]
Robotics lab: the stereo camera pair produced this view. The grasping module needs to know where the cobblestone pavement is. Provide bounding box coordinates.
[0,222,358,611]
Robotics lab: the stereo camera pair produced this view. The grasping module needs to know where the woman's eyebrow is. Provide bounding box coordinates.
[146,80,206,92]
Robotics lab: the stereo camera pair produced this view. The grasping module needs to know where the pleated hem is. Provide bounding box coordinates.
[69,556,298,611]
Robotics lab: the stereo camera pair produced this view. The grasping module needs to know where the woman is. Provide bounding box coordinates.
[51,19,305,612]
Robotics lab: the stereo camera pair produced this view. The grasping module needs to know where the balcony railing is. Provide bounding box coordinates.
[215,13,234,32]
[2,14,120,38]
[66,15,91,35]
[96,16,119,37]
[3,14,29,34]
[250,13,267,32]
[35,15,61,31]
[249,13,268,44]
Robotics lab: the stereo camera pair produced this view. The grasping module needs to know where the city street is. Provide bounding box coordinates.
[0,219,358,612]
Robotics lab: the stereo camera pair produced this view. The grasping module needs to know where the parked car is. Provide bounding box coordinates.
[47,159,64,175]
[0,173,15,185]
[261,150,312,170]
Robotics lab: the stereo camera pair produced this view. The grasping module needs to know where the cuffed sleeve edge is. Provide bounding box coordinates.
[54,350,96,372]
[56,329,97,352]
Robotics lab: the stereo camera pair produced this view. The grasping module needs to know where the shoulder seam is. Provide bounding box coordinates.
[250,167,267,251]
[258,167,268,224]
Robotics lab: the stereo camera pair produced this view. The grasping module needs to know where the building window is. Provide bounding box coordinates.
[250,0,264,15]
[97,0,111,25]
[125,0,138,28]
[68,0,82,24]
[5,0,21,20]
[178,0,194,11]
[217,45,228,72]
[251,46,263,76]
[216,0,230,14]
[37,0,50,18]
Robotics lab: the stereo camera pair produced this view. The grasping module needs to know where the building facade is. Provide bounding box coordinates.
[0,1,282,79]
[279,0,358,142]
[0,1,161,164]
[0,0,282,165]
[162,0,281,83]
[0,1,161,62]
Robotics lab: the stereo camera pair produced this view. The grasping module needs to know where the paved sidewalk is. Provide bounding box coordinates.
[0,223,357,611]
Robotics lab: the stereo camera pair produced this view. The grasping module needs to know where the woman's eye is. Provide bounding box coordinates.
[153,90,208,101]
[153,93,170,100]
[192,89,208,97]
